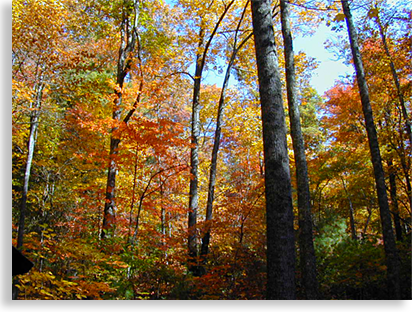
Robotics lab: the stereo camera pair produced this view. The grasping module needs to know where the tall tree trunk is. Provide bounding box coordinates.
[341,176,357,240]
[251,0,296,300]
[101,136,120,239]
[101,1,139,239]
[187,1,235,275]
[399,146,412,212]
[199,61,224,258]
[388,160,403,241]
[280,0,319,300]
[101,31,129,239]
[341,0,401,299]
[14,83,43,301]
[200,1,252,259]
[187,29,204,270]
[17,83,44,249]
[374,9,412,149]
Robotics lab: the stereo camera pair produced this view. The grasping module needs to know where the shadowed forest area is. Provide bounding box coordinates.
[12,0,411,300]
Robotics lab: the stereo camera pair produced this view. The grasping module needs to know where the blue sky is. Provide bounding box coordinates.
[294,23,353,96]
[162,0,353,96]
[203,22,353,97]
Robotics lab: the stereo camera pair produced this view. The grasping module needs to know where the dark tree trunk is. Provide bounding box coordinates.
[341,0,401,299]
[251,0,296,300]
[342,176,357,240]
[388,160,403,241]
[199,68,220,258]
[101,1,139,239]
[101,136,120,239]
[187,1,235,275]
[188,30,203,268]
[200,1,252,259]
[280,0,319,300]
[375,10,412,149]
[101,53,127,239]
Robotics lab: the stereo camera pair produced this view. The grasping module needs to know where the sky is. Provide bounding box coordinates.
[163,0,354,96]
[204,22,353,97]
[201,19,354,97]
[294,23,353,96]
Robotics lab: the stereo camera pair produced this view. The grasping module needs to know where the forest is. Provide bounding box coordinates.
[12,0,411,300]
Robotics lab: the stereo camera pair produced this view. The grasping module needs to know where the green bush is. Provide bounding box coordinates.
[315,218,387,299]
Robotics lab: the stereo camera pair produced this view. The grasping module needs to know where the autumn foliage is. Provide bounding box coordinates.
[12,0,411,300]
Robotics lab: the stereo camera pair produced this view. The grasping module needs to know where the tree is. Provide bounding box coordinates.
[250,0,296,300]
[12,0,67,249]
[200,0,253,260]
[16,84,43,249]
[12,0,97,299]
[340,0,401,299]
[279,0,319,300]
[183,0,236,274]
[101,0,142,239]
[371,2,411,149]
[12,0,410,301]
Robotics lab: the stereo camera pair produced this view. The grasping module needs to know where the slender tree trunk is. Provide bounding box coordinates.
[127,145,139,242]
[280,0,319,300]
[187,1,235,275]
[375,10,412,149]
[341,176,357,240]
[396,127,412,211]
[101,2,139,239]
[101,34,128,239]
[251,0,296,300]
[341,0,401,299]
[188,29,204,269]
[101,136,120,239]
[17,84,44,249]
[388,160,403,241]
[199,59,231,257]
[200,1,252,259]
[14,84,43,301]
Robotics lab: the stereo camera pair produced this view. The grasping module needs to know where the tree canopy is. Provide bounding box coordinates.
[12,0,411,300]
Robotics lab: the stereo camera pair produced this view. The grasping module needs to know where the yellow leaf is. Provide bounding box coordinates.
[333,13,346,22]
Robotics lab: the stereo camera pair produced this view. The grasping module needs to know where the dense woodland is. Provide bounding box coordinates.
[12,0,411,300]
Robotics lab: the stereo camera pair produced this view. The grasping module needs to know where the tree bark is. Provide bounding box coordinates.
[14,83,43,301]
[187,28,203,268]
[187,1,235,275]
[341,0,401,299]
[200,1,252,259]
[17,83,44,249]
[374,9,412,149]
[388,160,403,241]
[251,0,296,300]
[101,1,139,239]
[280,0,319,300]
[341,176,357,240]
[101,137,120,239]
